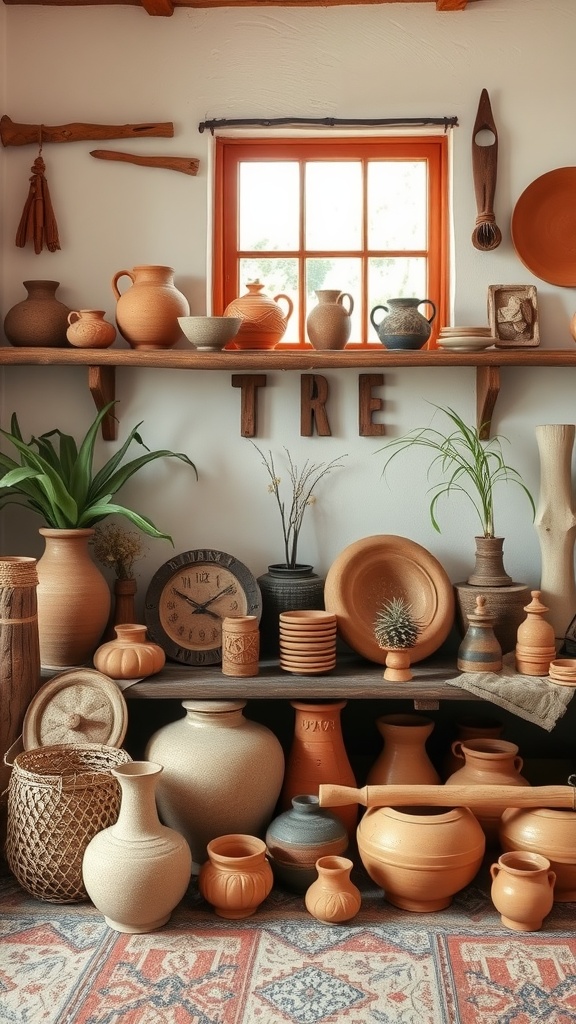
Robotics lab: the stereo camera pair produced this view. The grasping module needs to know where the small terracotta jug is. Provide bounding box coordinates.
[93,623,166,680]
[198,834,273,918]
[306,290,354,350]
[499,806,576,902]
[224,280,293,350]
[66,309,117,349]
[445,738,530,843]
[366,713,440,786]
[490,851,555,931]
[370,297,436,350]
[305,856,361,924]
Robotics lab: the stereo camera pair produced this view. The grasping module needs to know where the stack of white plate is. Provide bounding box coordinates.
[279,611,337,675]
[438,327,495,352]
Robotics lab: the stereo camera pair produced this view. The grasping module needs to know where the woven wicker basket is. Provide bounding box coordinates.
[5,742,131,903]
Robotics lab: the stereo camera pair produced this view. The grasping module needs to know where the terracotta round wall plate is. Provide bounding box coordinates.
[324,535,455,665]
[22,668,128,750]
[511,167,576,286]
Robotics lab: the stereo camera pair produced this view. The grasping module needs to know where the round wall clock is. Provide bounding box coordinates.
[144,548,262,665]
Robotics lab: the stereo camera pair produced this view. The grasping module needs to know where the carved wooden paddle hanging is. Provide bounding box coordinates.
[471,88,502,251]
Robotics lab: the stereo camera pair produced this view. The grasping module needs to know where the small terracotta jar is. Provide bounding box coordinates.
[490,851,555,931]
[221,615,259,677]
[93,623,166,680]
[445,738,530,843]
[366,713,440,786]
[499,806,576,902]
[198,834,273,918]
[66,309,117,349]
[304,856,361,924]
[515,590,557,675]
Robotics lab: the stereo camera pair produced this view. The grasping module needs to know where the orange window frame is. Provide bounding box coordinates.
[213,135,449,348]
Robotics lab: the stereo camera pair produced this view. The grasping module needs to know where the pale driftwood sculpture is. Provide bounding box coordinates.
[535,424,576,643]
[90,150,199,175]
[319,783,576,812]
[1,116,174,147]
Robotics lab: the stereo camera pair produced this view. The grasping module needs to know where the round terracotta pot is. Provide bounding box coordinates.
[357,804,485,912]
[36,528,111,669]
[445,738,530,843]
[198,834,273,918]
[499,806,576,902]
[93,623,166,680]
[66,309,116,349]
[4,280,71,347]
[490,850,555,931]
[304,855,361,923]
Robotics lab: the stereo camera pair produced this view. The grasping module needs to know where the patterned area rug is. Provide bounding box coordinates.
[1,858,575,1024]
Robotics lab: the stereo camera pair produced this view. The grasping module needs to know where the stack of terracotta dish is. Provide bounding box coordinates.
[437,327,495,352]
[548,659,576,686]
[279,611,337,674]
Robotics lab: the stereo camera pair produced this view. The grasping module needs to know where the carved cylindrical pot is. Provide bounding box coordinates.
[221,615,259,677]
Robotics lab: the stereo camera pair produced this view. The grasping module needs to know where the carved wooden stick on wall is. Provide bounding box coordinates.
[1,116,174,147]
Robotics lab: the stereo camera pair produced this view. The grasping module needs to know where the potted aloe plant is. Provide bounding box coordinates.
[377,405,536,654]
[0,400,197,668]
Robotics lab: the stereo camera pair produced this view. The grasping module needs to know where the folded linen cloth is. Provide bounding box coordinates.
[445,652,574,732]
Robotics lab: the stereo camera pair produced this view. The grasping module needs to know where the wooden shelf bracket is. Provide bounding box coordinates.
[88,365,117,440]
[476,364,500,440]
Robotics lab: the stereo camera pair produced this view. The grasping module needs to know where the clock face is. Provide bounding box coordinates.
[144,549,262,665]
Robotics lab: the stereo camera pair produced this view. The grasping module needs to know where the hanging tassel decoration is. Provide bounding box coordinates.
[15,130,61,254]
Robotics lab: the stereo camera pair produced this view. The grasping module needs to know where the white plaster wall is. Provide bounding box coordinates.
[1,0,575,617]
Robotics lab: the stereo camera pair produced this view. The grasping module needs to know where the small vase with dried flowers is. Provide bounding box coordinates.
[251,443,347,656]
[92,523,146,640]
[374,597,422,681]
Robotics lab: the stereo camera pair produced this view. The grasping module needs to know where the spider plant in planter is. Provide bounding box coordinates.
[377,405,535,653]
[0,400,198,668]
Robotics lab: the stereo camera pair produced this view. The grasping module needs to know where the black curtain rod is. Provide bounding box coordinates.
[198,116,459,134]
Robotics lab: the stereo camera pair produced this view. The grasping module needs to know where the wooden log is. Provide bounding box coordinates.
[90,150,199,175]
[319,783,576,811]
[1,116,174,147]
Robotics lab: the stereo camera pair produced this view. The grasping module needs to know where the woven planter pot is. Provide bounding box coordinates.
[5,743,131,903]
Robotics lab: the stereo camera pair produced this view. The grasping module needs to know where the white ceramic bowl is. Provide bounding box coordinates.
[178,316,242,351]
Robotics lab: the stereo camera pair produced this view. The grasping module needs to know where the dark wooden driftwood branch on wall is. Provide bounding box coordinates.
[1,116,174,147]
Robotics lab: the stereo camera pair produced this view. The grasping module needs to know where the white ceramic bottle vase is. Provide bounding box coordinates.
[82,761,192,933]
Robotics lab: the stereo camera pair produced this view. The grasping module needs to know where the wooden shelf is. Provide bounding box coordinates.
[2,346,576,440]
[121,654,475,708]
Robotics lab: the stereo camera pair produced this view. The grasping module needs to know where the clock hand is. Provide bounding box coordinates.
[172,588,220,620]
[195,583,237,612]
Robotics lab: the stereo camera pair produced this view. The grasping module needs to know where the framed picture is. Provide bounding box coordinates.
[487,285,539,348]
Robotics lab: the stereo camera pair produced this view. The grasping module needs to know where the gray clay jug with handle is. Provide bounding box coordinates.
[370,296,437,350]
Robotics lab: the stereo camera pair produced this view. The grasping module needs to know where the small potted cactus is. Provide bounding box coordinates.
[374,597,422,681]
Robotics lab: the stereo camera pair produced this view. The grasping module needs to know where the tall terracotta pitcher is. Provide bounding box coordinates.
[306,290,354,350]
[111,265,189,350]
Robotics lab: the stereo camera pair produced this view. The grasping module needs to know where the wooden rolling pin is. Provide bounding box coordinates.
[319,783,576,812]
[91,150,199,176]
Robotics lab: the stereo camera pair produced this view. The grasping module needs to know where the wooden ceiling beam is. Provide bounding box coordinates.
[139,0,174,13]
[3,0,478,8]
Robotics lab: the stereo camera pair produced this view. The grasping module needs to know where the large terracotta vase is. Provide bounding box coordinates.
[144,699,285,870]
[82,761,192,932]
[445,737,530,842]
[366,713,440,786]
[490,850,555,932]
[357,804,485,912]
[265,794,348,893]
[281,700,357,840]
[198,834,273,918]
[36,529,111,669]
[304,855,361,923]
[112,265,189,350]
[499,806,576,902]
[257,563,325,657]
[4,280,71,347]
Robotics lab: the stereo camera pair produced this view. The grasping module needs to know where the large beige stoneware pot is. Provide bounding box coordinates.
[36,528,111,669]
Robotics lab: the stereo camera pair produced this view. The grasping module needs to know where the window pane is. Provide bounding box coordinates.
[305,163,362,250]
[305,258,362,342]
[368,162,427,250]
[368,257,428,341]
[239,258,299,342]
[239,163,299,251]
